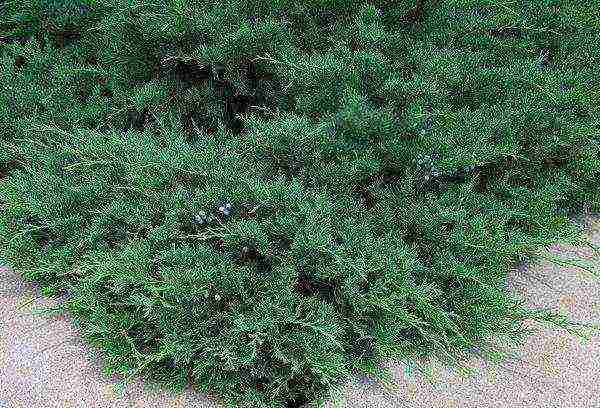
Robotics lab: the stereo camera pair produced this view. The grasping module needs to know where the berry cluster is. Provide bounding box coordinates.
[194,203,234,226]
[414,153,479,193]
[218,203,233,218]
[414,152,441,179]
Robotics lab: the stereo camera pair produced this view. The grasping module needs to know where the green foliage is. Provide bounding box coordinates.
[1,0,599,406]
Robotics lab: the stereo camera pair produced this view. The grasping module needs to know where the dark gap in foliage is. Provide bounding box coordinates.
[104,219,129,249]
[416,175,442,194]
[438,274,463,295]
[107,299,138,315]
[208,237,226,253]
[391,101,406,125]
[405,298,418,314]
[243,342,279,392]
[400,131,419,142]
[237,245,261,263]
[348,37,360,53]
[0,20,19,35]
[213,76,250,133]
[76,82,91,104]
[403,225,435,267]
[492,188,513,202]
[97,73,114,98]
[36,103,48,115]
[150,210,166,227]
[213,63,226,82]
[506,217,536,234]
[225,93,251,133]
[124,108,153,132]
[236,244,272,274]
[214,77,234,99]
[519,135,537,156]
[379,166,404,186]
[158,357,178,373]
[272,234,293,252]
[136,226,148,240]
[284,395,309,408]
[213,60,280,132]
[181,298,201,316]
[478,157,527,193]
[402,0,428,25]
[14,55,27,69]
[23,215,59,249]
[314,9,337,31]
[354,186,376,210]
[415,244,434,267]
[488,129,505,145]
[399,326,421,342]
[284,373,313,408]
[474,163,502,193]
[206,316,228,336]
[0,160,21,180]
[238,203,259,220]
[358,271,379,294]
[559,83,574,93]
[251,376,270,393]
[280,161,303,181]
[417,165,480,193]
[448,86,480,111]
[178,213,199,235]
[544,155,569,169]
[245,60,259,90]
[256,67,275,83]
[85,55,98,66]
[440,221,455,235]
[294,273,338,302]
[34,34,47,50]
[128,323,160,354]
[172,59,211,86]
[0,35,32,46]
[100,86,113,98]
[333,233,345,247]
[216,295,241,313]
[368,95,386,109]
[181,109,206,143]
[489,26,523,40]
[541,147,571,170]
[556,195,590,217]
[350,335,376,359]
[49,26,82,48]
[174,172,203,191]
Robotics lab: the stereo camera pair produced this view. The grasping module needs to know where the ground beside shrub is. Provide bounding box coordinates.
[1,0,599,406]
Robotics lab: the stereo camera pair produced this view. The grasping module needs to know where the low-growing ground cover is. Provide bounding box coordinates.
[1,1,599,406]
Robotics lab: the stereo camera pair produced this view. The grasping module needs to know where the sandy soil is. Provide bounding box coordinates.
[1,217,599,408]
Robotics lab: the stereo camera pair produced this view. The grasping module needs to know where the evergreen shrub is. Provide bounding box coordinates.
[1,0,599,406]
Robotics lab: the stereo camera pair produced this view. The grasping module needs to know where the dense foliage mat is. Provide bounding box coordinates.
[1,0,599,406]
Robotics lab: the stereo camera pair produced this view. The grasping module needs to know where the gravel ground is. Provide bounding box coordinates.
[1,217,599,408]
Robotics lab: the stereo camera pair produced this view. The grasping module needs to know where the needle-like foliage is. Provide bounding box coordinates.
[1,0,599,406]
